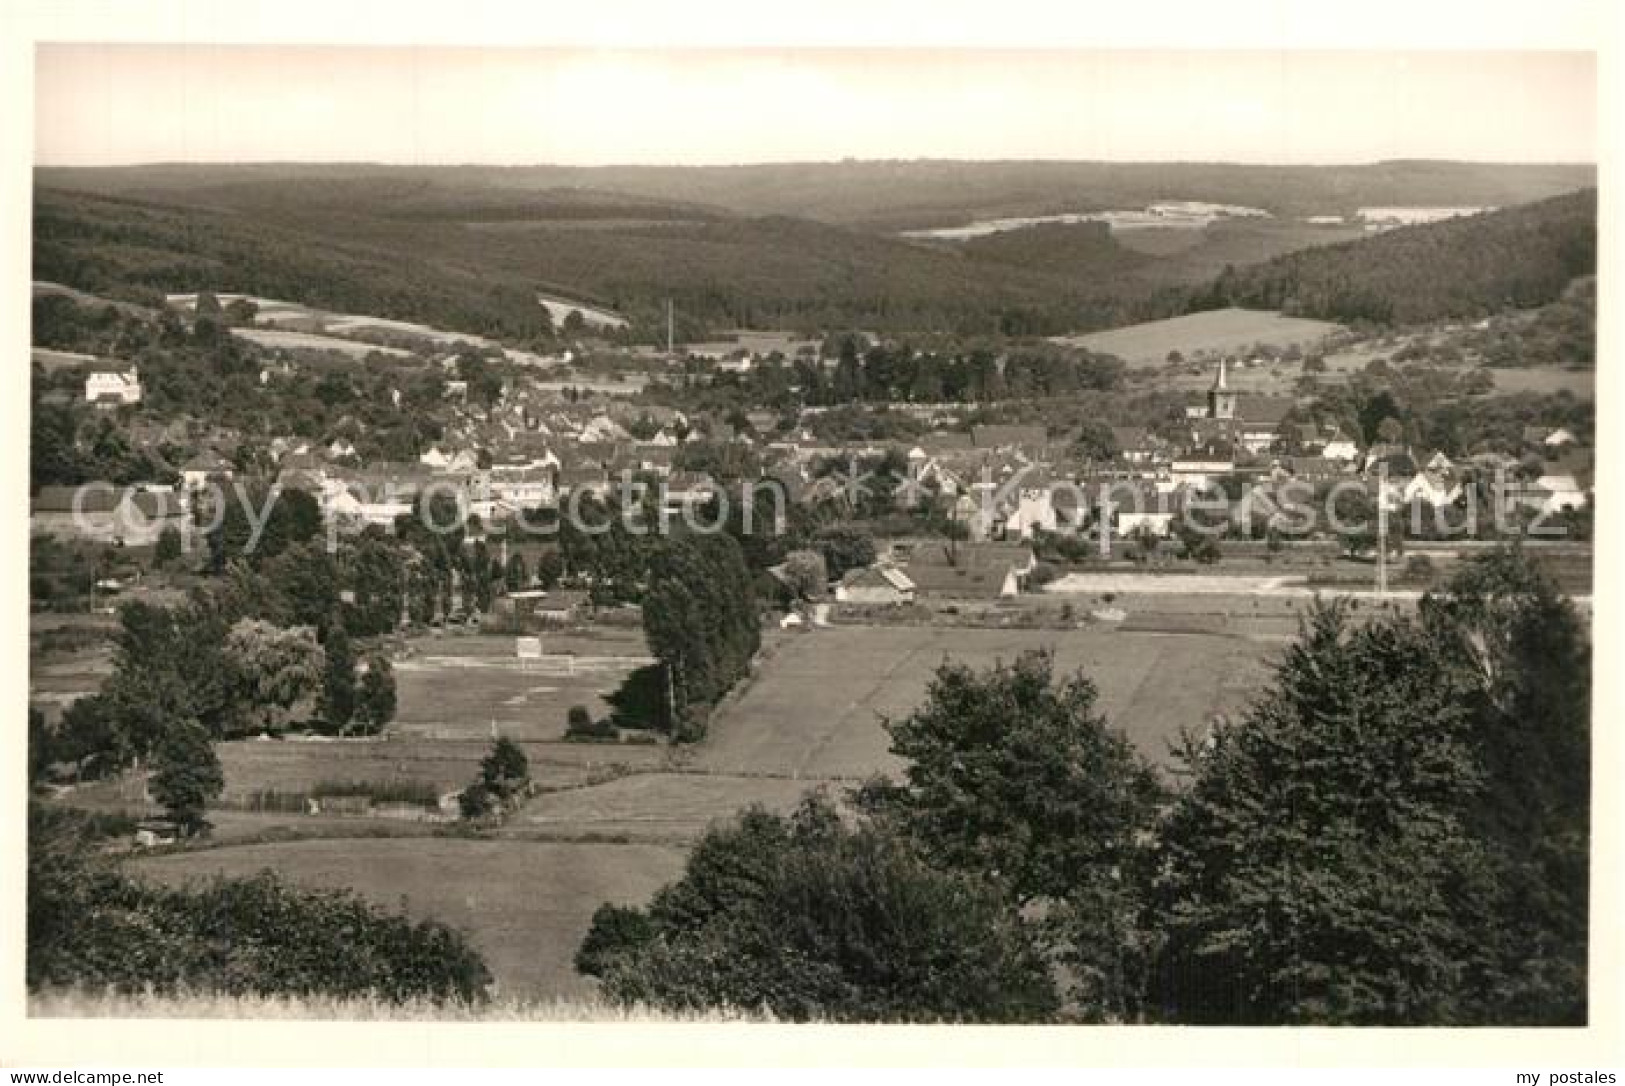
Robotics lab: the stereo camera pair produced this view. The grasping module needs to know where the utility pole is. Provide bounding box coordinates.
[666,298,674,358]
[1376,472,1389,597]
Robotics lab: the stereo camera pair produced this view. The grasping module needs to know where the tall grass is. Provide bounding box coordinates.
[30,987,773,1022]
[313,779,443,807]
[231,780,443,813]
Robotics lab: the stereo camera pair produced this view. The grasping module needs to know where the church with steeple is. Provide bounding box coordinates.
[1183,355,1292,454]
[1207,356,1238,420]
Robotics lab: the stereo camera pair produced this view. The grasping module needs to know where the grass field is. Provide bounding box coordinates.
[393,631,652,742]
[696,625,1274,777]
[230,327,414,358]
[129,837,688,1000]
[1056,307,1343,367]
[516,772,819,841]
[1484,367,1596,399]
[117,621,1274,1002]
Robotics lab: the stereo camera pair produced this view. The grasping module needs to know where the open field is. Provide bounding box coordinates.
[516,772,819,841]
[1055,307,1343,366]
[28,644,114,723]
[211,737,645,803]
[697,625,1274,776]
[230,327,414,358]
[1484,367,1596,398]
[393,630,652,741]
[129,837,688,1000]
[536,293,628,330]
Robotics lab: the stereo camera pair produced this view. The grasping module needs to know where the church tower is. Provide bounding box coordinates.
[1208,357,1238,420]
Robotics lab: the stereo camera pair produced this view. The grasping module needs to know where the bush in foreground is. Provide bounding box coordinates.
[577,795,1058,1023]
[28,806,491,1005]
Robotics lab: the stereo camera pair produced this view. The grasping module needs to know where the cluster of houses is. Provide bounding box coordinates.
[30,355,1593,599]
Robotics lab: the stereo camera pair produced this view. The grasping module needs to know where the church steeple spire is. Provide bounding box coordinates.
[1208,357,1237,420]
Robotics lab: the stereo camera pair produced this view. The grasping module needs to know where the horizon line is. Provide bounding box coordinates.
[33,155,1603,171]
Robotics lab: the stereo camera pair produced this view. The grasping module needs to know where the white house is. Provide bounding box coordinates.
[1321,432,1360,463]
[319,480,367,531]
[1118,510,1176,537]
[1402,471,1461,508]
[84,366,141,406]
[999,480,1059,540]
[419,446,452,470]
[1543,428,1579,450]
[580,415,630,444]
[1534,473,1588,513]
[487,467,556,507]
[1170,459,1233,489]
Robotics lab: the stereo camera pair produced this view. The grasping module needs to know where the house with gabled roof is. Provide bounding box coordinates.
[180,450,234,492]
[835,564,917,605]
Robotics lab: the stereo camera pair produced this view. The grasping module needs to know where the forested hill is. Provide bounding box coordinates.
[1185,190,1597,325]
[32,189,559,345]
[36,159,1596,231]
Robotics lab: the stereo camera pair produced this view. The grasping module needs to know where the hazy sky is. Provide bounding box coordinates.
[35,46,1597,166]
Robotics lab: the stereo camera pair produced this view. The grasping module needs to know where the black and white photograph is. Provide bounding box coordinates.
[4,0,1618,1072]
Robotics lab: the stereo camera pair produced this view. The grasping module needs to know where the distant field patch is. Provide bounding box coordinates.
[230,328,414,358]
[1485,368,1596,399]
[1055,307,1344,367]
[130,838,687,1000]
[536,293,628,330]
[518,772,818,840]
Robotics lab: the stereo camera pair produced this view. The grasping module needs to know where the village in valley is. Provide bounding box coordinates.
[21,47,1599,1026]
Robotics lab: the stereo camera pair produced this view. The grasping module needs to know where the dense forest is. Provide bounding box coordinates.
[37,159,1595,230]
[33,190,557,344]
[34,164,1597,340]
[1182,191,1597,325]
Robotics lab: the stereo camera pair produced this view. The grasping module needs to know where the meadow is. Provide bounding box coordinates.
[1055,307,1344,367]
[129,837,689,1000]
[231,327,414,358]
[118,619,1276,1001]
[695,623,1275,777]
[392,631,653,742]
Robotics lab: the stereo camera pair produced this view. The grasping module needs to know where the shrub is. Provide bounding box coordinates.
[1026,561,1060,590]
[311,779,441,808]
[28,806,491,1004]
[1405,554,1437,582]
[605,663,672,733]
[458,782,496,821]
[581,797,1058,1023]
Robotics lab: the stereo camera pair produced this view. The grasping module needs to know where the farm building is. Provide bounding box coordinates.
[835,565,917,605]
[498,588,590,624]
